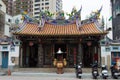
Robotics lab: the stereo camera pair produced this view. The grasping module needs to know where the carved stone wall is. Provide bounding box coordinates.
[37,44,43,67]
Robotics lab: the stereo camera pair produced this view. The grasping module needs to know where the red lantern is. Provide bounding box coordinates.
[29,41,33,46]
[79,38,82,42]
[87,41,92,46]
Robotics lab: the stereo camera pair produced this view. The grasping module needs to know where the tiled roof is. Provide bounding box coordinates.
[13,22,107,36]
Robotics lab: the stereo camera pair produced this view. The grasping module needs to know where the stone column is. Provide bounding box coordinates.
[37,44,43,67]
[77,44,83,63]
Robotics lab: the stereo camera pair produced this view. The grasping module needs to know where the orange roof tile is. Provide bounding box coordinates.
[13,22,107,36]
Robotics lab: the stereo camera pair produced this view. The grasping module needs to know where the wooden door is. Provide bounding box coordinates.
[43,44,52,67]
[68,44,78,67]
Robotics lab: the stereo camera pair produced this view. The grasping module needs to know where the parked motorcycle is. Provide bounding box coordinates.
[110,64,120,79]
[91,61,99,79]
[101,65,108,79]
[75,62,82,78]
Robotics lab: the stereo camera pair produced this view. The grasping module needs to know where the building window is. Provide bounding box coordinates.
[45,2,49,5]
[113,47,119,50]
[111,52,120,65]
[8,19,11,23]
[35,8,40,10]
[42,7,44,10]
[35,16,39,18]
[34,12,40,14]
[2,46,8,50]
[35,0,40,2]
[11,47,15,52]
[45,7,49,10]
[42,3,44,5]
[35,4,40,6]
[105,47,110,52]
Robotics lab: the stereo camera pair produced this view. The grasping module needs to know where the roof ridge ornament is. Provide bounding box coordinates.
[56,10,65,20]
[76,18,81,30]
[20,9,34,23]
[66,6,82,20]
[89,6,103,22]
[75,6,82,30]
[38,8,45,31]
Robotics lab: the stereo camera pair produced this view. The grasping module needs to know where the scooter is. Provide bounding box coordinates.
[110,65,120,79]
[91,61,99,79]
[101,65,108,79]
[75,63,82,78]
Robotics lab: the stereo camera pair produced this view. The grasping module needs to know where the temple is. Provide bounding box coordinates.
[11,7,108,68]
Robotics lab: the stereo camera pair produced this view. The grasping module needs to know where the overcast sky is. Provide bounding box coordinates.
[62,0,111,20]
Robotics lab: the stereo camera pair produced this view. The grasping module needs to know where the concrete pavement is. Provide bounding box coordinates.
[0,68,116,79]
[0,71,114,80]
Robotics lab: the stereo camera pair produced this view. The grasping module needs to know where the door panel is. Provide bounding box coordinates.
[43,44,52,66]
[2,52,8,68]
[68,44,78,67]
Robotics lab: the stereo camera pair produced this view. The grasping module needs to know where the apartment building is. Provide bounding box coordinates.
[33,0,62,19]
[0,0,6,36]
[2,0,14,16]
[2,0,33,16]
[13,0,33,16]
[111,0,120,40]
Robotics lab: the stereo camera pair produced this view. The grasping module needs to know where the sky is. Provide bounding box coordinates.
[62,0,111,20]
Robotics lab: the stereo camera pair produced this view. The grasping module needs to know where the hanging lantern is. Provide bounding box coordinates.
[87,41,92,46]
[29,41,33,46]
[39,38,42,43]
[79,38,82,42]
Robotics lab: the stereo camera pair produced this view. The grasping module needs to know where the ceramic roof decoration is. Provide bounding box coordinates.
[12,7,108,36]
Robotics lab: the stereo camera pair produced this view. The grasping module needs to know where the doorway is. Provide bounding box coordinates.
[28,44,38,67]
[2,52,8,68]
[82,43,93,67]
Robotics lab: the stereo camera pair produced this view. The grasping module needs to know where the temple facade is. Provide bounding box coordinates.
[0,7,107,68]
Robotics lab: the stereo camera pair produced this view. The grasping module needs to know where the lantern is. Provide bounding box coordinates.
[29,41,33,46]
[87,41,92,46]
[79,38,82,42]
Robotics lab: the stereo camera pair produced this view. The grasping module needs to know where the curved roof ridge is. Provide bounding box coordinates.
[45,19,76,25]
[16,21,28,33]
[94,21,103,32]
[45,21,76,26]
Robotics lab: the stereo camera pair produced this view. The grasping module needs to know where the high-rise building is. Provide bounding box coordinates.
[0,0,6,36]
[33,0,62,19]
[2,0,33,16]
[111,0,120,40]
[2,0,14,16]
[13,0,33,16]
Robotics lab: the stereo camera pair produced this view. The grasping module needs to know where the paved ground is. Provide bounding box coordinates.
[0,68,119,79]
[0,72,115,80]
